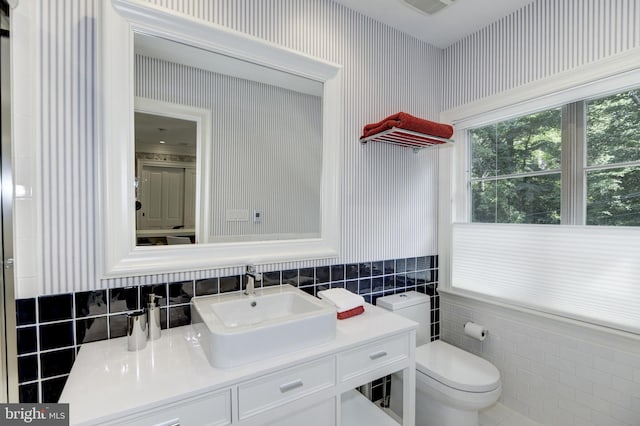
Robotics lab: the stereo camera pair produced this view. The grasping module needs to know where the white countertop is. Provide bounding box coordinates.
[60,303,417,425]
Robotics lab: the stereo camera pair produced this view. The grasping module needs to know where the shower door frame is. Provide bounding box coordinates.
[1,0,18,403]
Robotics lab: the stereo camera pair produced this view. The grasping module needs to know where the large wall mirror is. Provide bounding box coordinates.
[100,0,342,277]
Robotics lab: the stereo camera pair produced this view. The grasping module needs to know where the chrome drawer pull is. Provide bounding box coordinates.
[279,379,304,393]
[369,351,388,360]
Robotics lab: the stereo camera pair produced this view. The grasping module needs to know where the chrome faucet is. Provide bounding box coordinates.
[244,265,262,296]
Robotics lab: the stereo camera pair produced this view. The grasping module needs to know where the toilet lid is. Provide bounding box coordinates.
[415,341,501,393]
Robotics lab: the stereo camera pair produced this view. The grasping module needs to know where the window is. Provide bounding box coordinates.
[470,109,561,224]
[469,87,640,226]
[586,89,640,226]
[441,60,640,335]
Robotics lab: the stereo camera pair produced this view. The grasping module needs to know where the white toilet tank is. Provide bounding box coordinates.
[376,291,431,346]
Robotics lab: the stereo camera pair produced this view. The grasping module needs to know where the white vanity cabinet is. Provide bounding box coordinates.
[60,304,416,426]
[236,357,336,424]
[97,389,233,426]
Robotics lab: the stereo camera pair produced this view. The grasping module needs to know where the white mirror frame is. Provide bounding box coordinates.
[99,0,342,278]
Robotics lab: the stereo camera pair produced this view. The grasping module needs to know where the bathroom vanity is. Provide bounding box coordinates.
[60,303,417,426]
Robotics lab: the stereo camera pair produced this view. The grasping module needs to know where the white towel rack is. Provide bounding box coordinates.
[360,127,454,153]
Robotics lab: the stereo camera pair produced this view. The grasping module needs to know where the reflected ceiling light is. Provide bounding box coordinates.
[159,140,166,144]
[401,0,456,15]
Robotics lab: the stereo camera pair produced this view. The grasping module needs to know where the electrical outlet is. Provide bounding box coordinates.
[253,210,262,224]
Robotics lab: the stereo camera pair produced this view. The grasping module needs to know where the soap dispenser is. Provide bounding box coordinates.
[147,293,162,341]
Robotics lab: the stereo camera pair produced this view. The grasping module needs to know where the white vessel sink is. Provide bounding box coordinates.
[191,285,336,368]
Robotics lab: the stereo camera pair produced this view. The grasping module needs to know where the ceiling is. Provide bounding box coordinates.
[332,0,536,48]
[135,112,197,156]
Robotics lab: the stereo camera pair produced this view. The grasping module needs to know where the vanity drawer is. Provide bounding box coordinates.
[97,388,232,426]
[238,357,335,420]
[338,333,410,382]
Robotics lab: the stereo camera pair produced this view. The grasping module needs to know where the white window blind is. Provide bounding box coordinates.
[451,223,640,334]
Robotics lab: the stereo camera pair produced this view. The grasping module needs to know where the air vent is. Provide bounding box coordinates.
[402,0,456,15]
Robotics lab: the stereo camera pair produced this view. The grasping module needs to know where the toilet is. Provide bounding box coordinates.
[376,291,501,426]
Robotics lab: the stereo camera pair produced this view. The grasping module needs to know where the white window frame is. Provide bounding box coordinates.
[437,47,640,335]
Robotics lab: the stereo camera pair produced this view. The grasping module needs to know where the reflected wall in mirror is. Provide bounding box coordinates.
[134,33,322,245]
[100,0,341,277]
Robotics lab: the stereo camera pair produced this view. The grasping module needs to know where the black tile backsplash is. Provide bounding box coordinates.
[358,262,371,278]
[76,316,108,345]
[169,305,191,328]
[262,271,281,287]
[395,258,407,273]
[16,299,36,326]
[345,263,359,280]
[221,276,241,293]
[281,269,298,286]
[300,286,315,296]
[383,274,394,290]
[371,261,384,276]
[417,256,428,270]
[108,314,128,339]
[17,326,37,355]
[40,348,75,379]
[195,278,218,296]
[14,255,439,404]
[358,277,372,293]
[39,322,74,351]
[330,264,345,281]
[109,287,139,313]
[41,376,68,404]
[38,294,73,323]
[298,268,315,286]
[168,281,194,305]
[75,290,107,318]
[315,266,330,283]
[406,257,417,272]
[141,284,167,307]
[345,280,358,294]
[19,382,39,403]
[160,308,168,330]
[383,259,395,274]
[18,355,38,382]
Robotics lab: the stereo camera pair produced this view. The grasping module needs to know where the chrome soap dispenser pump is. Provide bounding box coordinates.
[147,293,162,341]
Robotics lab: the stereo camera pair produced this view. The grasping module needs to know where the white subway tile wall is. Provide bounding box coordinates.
[441,295,640,426]
[480,403,541,426]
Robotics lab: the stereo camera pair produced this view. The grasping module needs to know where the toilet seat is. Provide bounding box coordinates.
[415,341,500,393]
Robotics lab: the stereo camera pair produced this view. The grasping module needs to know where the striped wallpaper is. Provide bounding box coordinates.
[24,0,443,296]
[34,0,99,296]
[443,0,640,110]
[25,0,637,295]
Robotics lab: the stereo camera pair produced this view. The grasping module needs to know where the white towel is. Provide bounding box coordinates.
[317,288,365,312]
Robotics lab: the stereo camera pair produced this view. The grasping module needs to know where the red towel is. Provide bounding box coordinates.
[337,305,365,320]
[361,112,453,140]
